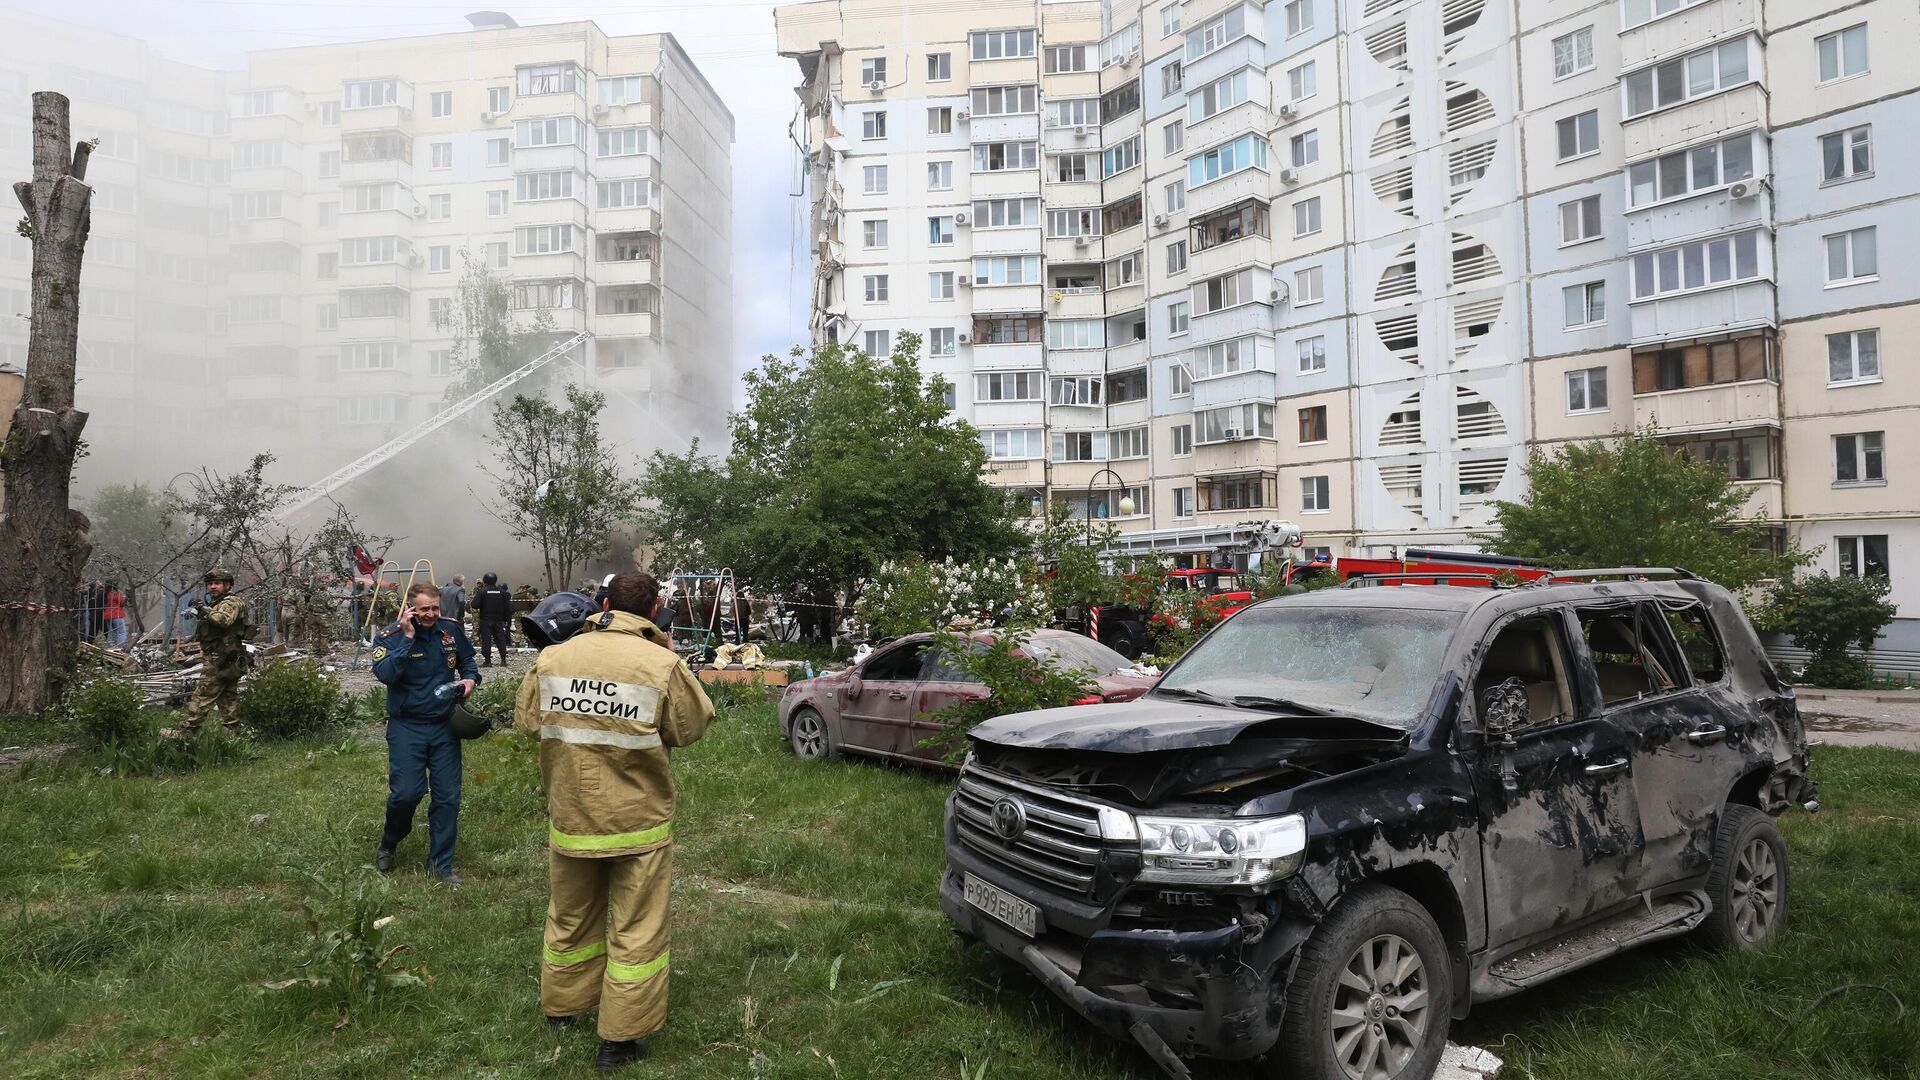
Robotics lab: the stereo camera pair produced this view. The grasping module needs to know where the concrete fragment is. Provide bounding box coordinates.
[1437,1044,1503,1079]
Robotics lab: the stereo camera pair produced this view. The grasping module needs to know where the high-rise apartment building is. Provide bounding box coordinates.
[776,0,1920,644]
[1,13,734,485]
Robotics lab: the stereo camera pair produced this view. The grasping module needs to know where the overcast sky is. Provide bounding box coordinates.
[3,0,810,399]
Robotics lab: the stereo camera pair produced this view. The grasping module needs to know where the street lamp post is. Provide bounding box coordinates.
[1083,466,1136,548]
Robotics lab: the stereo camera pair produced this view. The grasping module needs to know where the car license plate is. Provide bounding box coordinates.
[964,873,1038,937]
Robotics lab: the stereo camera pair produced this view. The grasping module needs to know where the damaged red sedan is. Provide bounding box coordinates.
[940,572,1817,1080]
[779,629,1155,765]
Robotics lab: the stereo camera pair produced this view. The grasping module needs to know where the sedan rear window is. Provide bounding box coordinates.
[1158,605,1460,727]
[1019,633,1130,674]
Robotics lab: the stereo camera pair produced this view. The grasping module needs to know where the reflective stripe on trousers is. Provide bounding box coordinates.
[541,845,673,1041]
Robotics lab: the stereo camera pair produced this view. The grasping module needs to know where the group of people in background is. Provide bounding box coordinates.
[74,580,129,646]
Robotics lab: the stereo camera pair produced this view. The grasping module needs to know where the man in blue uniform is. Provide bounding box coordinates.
[372,581,479,883]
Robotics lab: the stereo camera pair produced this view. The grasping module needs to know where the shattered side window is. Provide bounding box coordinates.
[863,642,928,682]
[1661,603,1725,683]
[1578,604,1684,704]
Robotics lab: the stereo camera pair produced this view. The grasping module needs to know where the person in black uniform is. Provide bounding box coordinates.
[371,582,479,884]
[473,572,514,667]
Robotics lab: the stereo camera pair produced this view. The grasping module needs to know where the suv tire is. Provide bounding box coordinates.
[1273,883,1452,1080]
[787,707,837,761]
[1696,803,1789,951]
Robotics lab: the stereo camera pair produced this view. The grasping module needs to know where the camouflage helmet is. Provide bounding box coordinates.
[204,566,236,585]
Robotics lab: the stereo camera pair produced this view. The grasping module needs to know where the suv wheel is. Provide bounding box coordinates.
[787,707,837,761]
[1274,884,1452,1080]
[1697,803,1789,951]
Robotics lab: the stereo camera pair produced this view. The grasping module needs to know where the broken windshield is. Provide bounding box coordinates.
[1155,604,1461,728]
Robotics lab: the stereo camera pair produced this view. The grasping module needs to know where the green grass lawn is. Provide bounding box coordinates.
[3,697,1917,1079]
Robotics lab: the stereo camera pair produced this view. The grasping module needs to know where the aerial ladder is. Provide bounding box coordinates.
[275,331,589,522]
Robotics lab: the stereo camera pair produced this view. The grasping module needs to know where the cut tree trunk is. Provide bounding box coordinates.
[1,92,94,715]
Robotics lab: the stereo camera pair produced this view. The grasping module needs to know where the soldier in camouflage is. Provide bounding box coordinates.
[183,567,253,733]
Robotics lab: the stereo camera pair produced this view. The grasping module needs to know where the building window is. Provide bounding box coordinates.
[1102,135,1142,178]
[928,216,954,245]
[971,141,1038,172]
[1174,486,1195,518]
[487,86,509,113]
[861,57,887,85]
[928,327,956,356]
[1552,27,1594,79]
[1293,197,1322,237]
[863,165,888,194]
[1162,61,1184,96]
[598,76,644,106]
[317,252,337,279]
[517,63,582,96]
[1102,252,1142,289]
[975,372,1041,401]
[977,255,1043,286]
[862,111,887,140]
[1821,126,1872,183]
[317,303,338,331]
[1301,475,1330,513]
[428,297,451,326]
[980,428,1044,460]
[1284,0,1314,37]
[1624,39,1750,117]
[1191,72,1249,123]
[1295,265,1324,305]
[1834,432,1885,485]
[864,275,889,302]
[343,79,398,108]
[1163,180,1186,214]
[863,219,889,248]
[1055,153,1093,182]
[1297,335,1327,373]
[430,90,452,117]
[1566,366,1609,413]
[597,127,648,158]
[1298,405,1328,444]
[971,28,1037,60]
[487,137,510,166]
[1557,110,1599,160]
[1637,337,1774,391]
[926,161,953,191]
[1559,195,1601,245]
[320,101,340,125]
[930,271,955,300]
[1166,241,1188,275]
[487,190,508,216]
[1169,300,1190,335]
[1836,535,1890,578]
[596,180,652,209]
[1825,227,1878,285]
[1172,424,1193,457]
[927,107,952,134]
[430,349,452,376]
[1564,281,1606,327]
[429,245,450,272]
[1163,5,1182,36]
[486,242,508,269]
[1189,134,1270,187]
[430,142,452,169]
[927,52,952,81]
[1631,231,1762,299]
[1290,130,1319,168]
[1164,120,1184,155]
[1827,329,1880,385]
[1288,61,1318,102]
[1044,44,1091,73]
[428,193,451,220]
[863,329,891,356]
[1817,25,1869,82]
[1627,132,1755,207]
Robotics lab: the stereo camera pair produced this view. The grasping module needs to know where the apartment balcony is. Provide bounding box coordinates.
[972,226,1044,256]
[229,265,301,298]
[339,157,410,186]
[1106,398,1149,428]
[1183,0,1265,33]
[226,320,300,348]
[1183,35,1266,93]
[591,311,657,339]
[1043,177,1103,207]
[230,163,305,196]
[227,112,303,141]
[1188,233,1273,282]
[1047,401,1105,429]
[973,400,1045,428]
[1626,189,1769,253]
[971,341,1043,370]
[1193,438,1279,477]
[593,257,656,287]
[1046,348,1105,375]
[592,205,659,233]
[968,114,1040,144]
[965,56,1040,85]
[592,97,658,130]
[1187,100,1273,158]
[1634,380,1781,435]
[1051,459,1149,493]
[1043,123,1100,154]
[592,152,660,183]
[1628,281,1775,345]
[338,261,413,290]
[1104,281,1146,314]
[228,216,301,246]
[1045,236,1102,265]
[514,250,588,281]
[537,307,590,334]
[971,284,1044,314]
[983,458,1046,488]
[969,170,1043,199]
[1194,369,1278,410]
[511,197,590,231]
[1046,286,1105,319]
[514,144,589,175]
[341,104,414,134]
[1106,337,1148,370]
[1731,478,1782,520]
[337,315,409,342]
[1098,107,1142,149]
[1623,84,1765,162]
[1187,168,1271,220]
[337,207,414,240]
[1620,0,1759,70]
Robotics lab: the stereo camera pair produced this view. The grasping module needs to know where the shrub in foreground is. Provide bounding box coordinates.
[236,661,346,740]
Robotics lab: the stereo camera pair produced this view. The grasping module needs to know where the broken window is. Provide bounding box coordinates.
[1473,615,1574,730]
[1577,605,1686,704]
[1661,603,1725,683]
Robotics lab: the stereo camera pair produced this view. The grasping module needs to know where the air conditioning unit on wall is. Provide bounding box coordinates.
[866,78,886,93]
[954,210,971,225]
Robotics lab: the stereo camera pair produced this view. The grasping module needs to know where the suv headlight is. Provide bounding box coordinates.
[1134,813,1307,888]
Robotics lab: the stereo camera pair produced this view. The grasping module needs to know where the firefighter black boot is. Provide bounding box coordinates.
[594,1038,651,1071]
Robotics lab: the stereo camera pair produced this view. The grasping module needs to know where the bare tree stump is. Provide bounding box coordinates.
[1,92,94,715]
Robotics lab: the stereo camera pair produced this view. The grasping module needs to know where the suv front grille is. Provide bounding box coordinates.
[955,766,1111,896]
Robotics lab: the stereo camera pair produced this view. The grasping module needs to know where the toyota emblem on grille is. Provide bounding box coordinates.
[990,796,1028,840]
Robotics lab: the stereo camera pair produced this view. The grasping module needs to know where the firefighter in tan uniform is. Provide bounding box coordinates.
[513,572,713,1072]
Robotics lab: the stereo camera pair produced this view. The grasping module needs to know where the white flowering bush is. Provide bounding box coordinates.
[855,556,1050,639]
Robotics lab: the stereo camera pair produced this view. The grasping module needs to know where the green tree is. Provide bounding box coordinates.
[1766,573,1898,689]
[1480,432,1803,590]
[639,337,1027,639]
[85,483,186,634]
[481,385,644,592]
[921,626,1098,761]
[440,250,558,401]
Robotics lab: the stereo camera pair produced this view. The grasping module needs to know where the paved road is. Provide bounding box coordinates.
[1796,689,1920,752]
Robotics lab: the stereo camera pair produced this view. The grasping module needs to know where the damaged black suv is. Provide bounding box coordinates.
[940,572,1817,1080]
